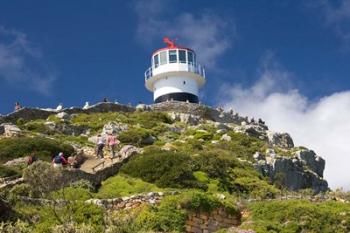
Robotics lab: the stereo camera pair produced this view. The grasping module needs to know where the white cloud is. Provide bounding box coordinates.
[133,0,235,69]
[219,53,350,190]
[0,26,56,95]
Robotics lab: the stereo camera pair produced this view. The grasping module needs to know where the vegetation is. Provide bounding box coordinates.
[0,137,74,162]
[244,200,350,233]
[0,109,344,232]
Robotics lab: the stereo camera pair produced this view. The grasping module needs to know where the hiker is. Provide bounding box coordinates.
[52,152,68,168]
[103,97,109,102]
[107,133,120,158]
[96,135,106,159]
[14,102,22,111]
[26,152,38,166]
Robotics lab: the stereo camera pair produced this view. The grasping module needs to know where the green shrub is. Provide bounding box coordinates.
[0,137,74,162]
[118,127,152,146]
[193,131,213,141]
[96,175,161,199]
[121,149,206,189]
[0,165,20,178]
[128,112,173,129]
[135,199,187,232]
[23,120,49,134]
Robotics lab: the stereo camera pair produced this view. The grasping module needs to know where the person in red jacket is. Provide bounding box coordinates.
[52,152,68,168]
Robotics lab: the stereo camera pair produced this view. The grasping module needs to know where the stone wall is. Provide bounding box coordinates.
[185,208,241,233]
[85,191,177,210]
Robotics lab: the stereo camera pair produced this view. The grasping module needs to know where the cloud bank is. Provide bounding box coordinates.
[0,26,56,95]
[219,53,350,190]
[133,0,235,69]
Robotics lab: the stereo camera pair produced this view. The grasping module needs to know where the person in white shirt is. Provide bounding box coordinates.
[96,135,106,159]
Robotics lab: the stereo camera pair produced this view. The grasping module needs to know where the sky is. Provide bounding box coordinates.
[0,0,350,189]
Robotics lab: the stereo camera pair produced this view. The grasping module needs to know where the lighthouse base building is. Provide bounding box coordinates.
[145,38,206,104]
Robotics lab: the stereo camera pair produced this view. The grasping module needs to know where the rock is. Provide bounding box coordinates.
[102,121,128,135]
[214,122,230,130]
[253,152,264,160]
[220,134,232,142]
[119,145,141,159]
[168,112,201,125]
[234,124,267,140]
[88,136,98,144]
[141,135,156,145]
[296,149,325,177]
[253,150,328,193]
[267,132,294,149]
[4,157,27,166]
[56,112,70,120]
[2,123,21,137]
[44,121,87,136]
[136,104,150,111]
[162,143,177,151]
[216,129,227,134]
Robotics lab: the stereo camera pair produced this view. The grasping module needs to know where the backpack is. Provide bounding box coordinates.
[53,155,62,164]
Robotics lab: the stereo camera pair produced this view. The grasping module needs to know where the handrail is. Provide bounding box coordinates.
[144,63,206,81]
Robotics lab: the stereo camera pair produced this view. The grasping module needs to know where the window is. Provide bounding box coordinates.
[160,51,167,65]
[188,51,194,64]
[169,50,177,63]
[154,54,159,68]
[179,50,186,63]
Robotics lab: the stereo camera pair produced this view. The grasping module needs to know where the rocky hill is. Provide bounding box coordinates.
[0,101,348,233]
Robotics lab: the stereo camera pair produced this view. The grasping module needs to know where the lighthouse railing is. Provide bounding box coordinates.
[145,63,205,80]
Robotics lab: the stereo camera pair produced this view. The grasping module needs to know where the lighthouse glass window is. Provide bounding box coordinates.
[179,50,186,63]
[153,54,159,68]
[160,51,167,65]
[188,51,194,64]
[169,50,177,63]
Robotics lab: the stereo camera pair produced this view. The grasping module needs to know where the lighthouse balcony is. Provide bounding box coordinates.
[144,62,205,81]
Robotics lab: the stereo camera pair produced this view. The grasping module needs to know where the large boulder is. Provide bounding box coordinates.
[296,149,325,177]
[119,145,141,160]
[267,132,294,149]
[56,112,71,120]
[253,149,328,193]
[1,123,21,137]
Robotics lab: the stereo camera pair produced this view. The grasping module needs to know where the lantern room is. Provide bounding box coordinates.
[145,37,206,104]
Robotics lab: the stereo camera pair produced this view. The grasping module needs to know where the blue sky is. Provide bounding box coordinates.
[1,0,350,189]
[0,0,349,112]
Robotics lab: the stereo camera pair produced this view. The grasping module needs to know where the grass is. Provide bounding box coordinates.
[96,175,162,199]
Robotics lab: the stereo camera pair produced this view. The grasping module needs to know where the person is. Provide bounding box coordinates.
[14,102,22,111]
[107,133,119,158]
[96,135,106,159]
[26,152,38,166]
[52,152,68,168]
[103,97,109,102]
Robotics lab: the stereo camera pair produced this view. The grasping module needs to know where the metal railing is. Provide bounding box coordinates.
[145,63,206,81]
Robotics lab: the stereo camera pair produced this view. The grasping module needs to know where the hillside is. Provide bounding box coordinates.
[0,101,349,233]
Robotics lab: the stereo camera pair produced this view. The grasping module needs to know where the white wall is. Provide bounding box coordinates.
[153,76,198,100]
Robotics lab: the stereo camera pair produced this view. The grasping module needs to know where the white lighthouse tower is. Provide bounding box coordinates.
[145,37,206,103]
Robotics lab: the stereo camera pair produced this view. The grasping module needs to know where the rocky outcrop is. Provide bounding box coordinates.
[102,121,128,135]
[1,123,22,137]
[268,132,294,149]
[152,101,245,124]
[253,149,328,193]
[44,121,88,136]
[234,123,268,140]
[168,112,202,125]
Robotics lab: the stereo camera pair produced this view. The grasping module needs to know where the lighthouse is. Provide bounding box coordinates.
[145,37,206,103]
